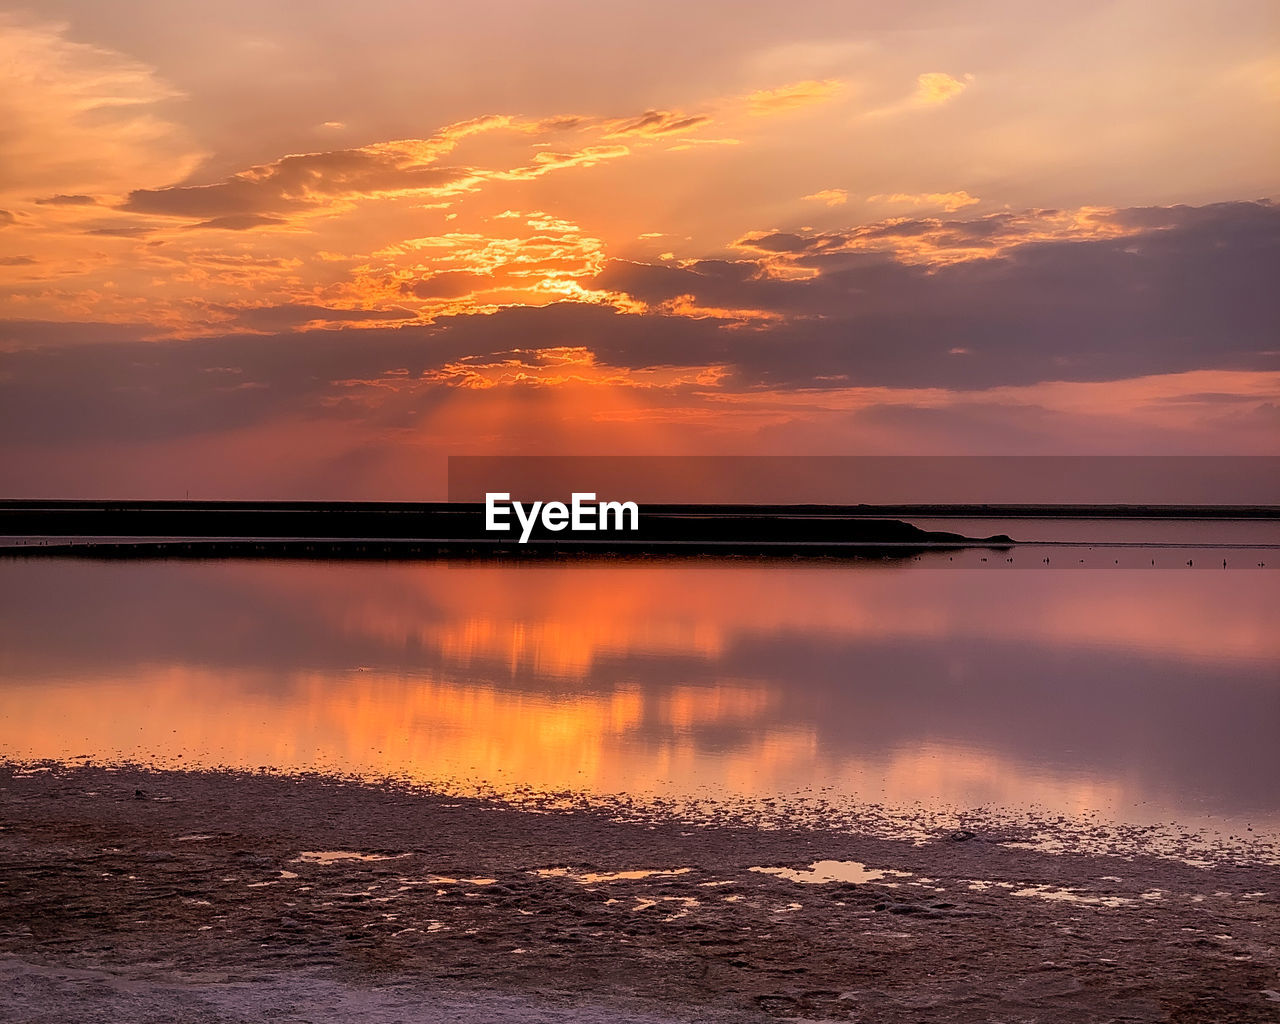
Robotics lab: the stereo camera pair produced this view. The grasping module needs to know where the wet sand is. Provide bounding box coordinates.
[1,762,1277,1022]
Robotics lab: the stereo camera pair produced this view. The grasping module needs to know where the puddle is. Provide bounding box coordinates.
[292,851,410,864]
[631,895,699,918]
[533,867,692,884]
[427,874,496,885]
[1010,884,1137,907]
[751,860,912,885]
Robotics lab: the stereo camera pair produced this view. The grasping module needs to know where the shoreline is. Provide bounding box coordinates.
[0,502,1021,560]
[0,537,1010,561]
[2,761,1277,1021]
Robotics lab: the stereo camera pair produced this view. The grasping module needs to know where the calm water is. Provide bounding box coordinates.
[904,517,1279,568]
[1,550,1277,837]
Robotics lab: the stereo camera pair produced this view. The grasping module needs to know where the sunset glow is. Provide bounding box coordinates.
[1,2,1277,495]
[3,561,1275,823]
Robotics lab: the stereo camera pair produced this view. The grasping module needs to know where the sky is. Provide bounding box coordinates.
[1,0,1277,498]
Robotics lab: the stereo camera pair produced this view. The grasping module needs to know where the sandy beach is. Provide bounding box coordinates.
[2,762,1277,1022]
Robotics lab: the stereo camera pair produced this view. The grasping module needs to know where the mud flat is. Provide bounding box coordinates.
[1,762,1277,1023]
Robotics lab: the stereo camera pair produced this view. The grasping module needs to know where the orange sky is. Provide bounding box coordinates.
[1,2,1278,496]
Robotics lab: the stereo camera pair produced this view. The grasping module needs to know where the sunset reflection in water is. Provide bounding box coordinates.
[1,559,1276,833]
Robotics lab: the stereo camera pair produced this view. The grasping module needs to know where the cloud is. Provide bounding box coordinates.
[418,346,722,390]
[508,145,631,177]
[122,137,477,220]
[187,214,290,231]
[603,110,710,138]
[913,72,972,106]
[867,191,980,213]
[803,189,848,206]
[746,79,844,115]
[0,15,201,199]
[0,306,732,446]
[225,304,417,331]
[601,200,1280,388]
[864,72,974,119]
[84,224,155,237]
[407,271,493,299]
[733,206,1140,267]
[119,117,634,225]
[356,211,621,312]
[34,194,98,206]
[2,202,1276,461]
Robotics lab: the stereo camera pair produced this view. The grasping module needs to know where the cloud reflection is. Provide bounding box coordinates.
[0,560,1276,831]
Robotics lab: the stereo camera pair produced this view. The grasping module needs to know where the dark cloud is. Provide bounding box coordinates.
[858,218,938,239]
[34,194,98,206]
[737,231,822,253]
[597,200,1280,389]
[0,320,153,347]
[1150,392,1264,405]
[0,255,35,266]
[407,271,493,299]
[122,146,467,220]
[187,214,289,231]
[1098,202,1274,232]
[0,210,14,226]
[2,201,1277,449]
[84,224,155,237]
[0,307,718,445]
[226,304,417,330]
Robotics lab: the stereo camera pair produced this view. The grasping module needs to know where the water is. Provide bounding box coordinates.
[0,540,1277,840]
[903,517,1278,567]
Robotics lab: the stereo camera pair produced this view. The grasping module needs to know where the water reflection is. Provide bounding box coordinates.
[0,559,1276,833]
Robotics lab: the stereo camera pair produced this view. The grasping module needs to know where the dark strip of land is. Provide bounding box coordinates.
[2,499,1274,560]
[0,501,1022,559]
[1,500,1277,517]
[3,497,1274,559]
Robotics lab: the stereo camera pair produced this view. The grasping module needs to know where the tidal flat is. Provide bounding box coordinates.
[2,763,1277,1023]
